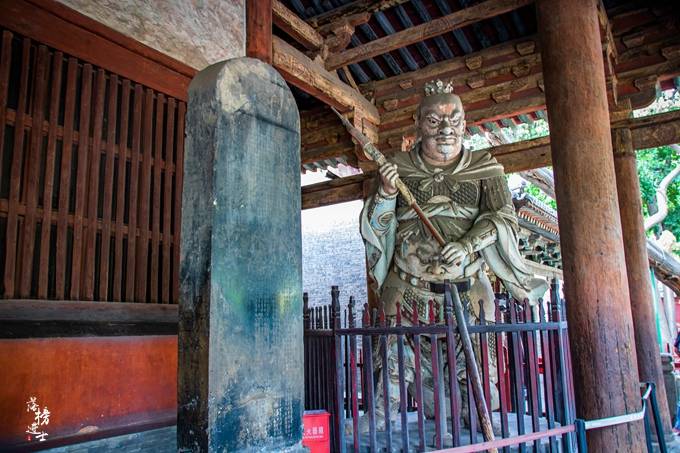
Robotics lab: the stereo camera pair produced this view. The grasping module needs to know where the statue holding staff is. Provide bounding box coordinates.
[350,79,547,434]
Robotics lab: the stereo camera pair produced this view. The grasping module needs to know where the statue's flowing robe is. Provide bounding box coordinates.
[360,145,546,306]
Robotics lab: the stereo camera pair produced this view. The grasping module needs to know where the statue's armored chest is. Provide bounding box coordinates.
[397,176,481,208]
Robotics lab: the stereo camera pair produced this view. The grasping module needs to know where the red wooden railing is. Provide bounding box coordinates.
[304,279,577,452]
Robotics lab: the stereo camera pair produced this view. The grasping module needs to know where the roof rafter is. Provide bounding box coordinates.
[273,0,324,51]
[299,3,679,172]
[324,0,534,70]
[307,0,412,28]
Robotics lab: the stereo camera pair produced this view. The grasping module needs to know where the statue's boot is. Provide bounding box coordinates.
[430,431,454,448]
[345,412,388,436]
[461,399,502,436]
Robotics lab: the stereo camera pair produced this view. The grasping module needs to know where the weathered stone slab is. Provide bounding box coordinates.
[178,57,303,452]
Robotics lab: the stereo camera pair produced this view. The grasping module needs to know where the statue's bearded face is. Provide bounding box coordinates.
[417,93,466,164]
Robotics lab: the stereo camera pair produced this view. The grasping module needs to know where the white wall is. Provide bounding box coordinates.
[57,0,245,69]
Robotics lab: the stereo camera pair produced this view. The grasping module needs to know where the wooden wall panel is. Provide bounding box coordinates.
[0,0,193,101]
[0,29,186,303]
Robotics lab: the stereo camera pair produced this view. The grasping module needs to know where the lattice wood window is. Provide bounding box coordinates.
[0,29,185,303]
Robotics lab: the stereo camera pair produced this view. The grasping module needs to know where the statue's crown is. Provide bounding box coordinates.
[424,79,454,96]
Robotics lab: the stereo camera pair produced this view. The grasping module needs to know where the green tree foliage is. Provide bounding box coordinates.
[524,183,557,210]
[634,89,680,239]
[637,146,680,238]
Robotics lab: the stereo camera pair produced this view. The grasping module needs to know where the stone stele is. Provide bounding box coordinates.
[178,57,304,452]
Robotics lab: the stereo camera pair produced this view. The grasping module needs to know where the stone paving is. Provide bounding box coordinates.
[344,412,561,452]
[42,420,680,452]
[44,427,175,453]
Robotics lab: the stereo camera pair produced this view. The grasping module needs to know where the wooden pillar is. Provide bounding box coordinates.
[536,1,645,451]
[246,0,273,64]
[614,127,672,430]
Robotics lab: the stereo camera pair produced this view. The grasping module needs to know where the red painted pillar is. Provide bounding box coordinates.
[614,127,671,431]
[246,0,273,64]
[536,0,645,451]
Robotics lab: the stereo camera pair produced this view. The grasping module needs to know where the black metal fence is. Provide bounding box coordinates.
[303,279,576,452]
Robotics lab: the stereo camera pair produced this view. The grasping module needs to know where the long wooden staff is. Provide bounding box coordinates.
[332,108,497,450]
[330,108,446,246]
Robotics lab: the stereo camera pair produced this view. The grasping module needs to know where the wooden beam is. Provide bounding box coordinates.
[246,0,273,64]
[492,110,680,172]
[648,241,680,296]
[615,109,680,150]
[299,109,680,209]
[0,299,178,323]
[325,0,533,70]
[273,0,324,51]
[490,110,680,172]
[273,36,379,124]
[301,8,677,168]
[300,104,680,173]
[0,299,178,337]
[302,140,355,165]
[301,172,373,209]
[492,135,551,173]
[307,0,411,28]
[340,14,679,153]
[301,137,551,208]
[362,36,537,96]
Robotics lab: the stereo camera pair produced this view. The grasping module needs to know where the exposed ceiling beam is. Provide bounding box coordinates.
[370,30,678,153]
[300,6,678,171]
[491,135,551,173]
[301,109,680,209]
[487,109,680,171]
[302,141,355,165]
[613,109,680,149]
[273,0,324,51]
[306,0,411,28]
[272,36,379,124]
[301,172,371,209]
[324,0,534,70]
[301,83,678,172]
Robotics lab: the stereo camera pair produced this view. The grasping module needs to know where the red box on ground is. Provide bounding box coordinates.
[302,410,330,453]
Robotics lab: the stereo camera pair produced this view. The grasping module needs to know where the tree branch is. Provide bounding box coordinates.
[644,144,680,231]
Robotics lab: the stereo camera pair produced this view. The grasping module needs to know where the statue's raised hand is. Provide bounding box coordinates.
[379,162,399,195]
[441,241,467,265]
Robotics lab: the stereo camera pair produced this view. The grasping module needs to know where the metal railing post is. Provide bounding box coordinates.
[331,286,346,453]
[643,398,654,453]
[649,382,669,453]
[551,279,575,450]
[574,419,587,452]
